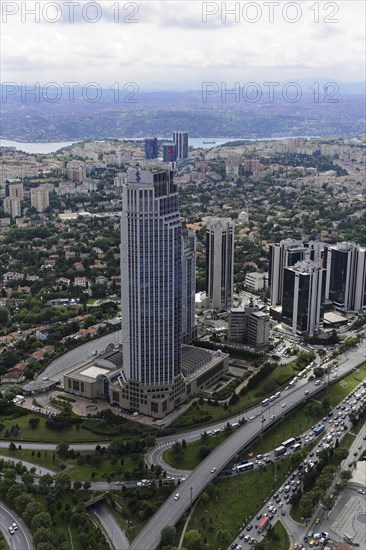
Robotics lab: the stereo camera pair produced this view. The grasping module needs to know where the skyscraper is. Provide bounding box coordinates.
[269,239,307,306]
[173,131,189,160]
[282,260,326,336]
[121,165,184,416]
[206,218,234,310]
[144,137,158,160]
[162,143,177,163]
[323,242,366,312]
[181,228,196,344]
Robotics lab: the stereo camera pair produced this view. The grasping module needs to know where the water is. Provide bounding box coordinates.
[0,136,313,154]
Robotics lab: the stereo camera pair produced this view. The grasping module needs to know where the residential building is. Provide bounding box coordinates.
[229,300,269,346]
[282,260,326,336]
[245,272,267,292]
[323,242,366,312]
[30,187,50,212]
[5,180,24,200]
[206,217,234,310]
[67,160,86,182]
[3,197,21,219]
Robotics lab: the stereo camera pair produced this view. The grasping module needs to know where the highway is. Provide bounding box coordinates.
[92,502,129,550]
[130,346,366,550]
[0,503,34,550]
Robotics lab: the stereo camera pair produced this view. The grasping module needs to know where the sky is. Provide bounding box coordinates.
[1,0,365,92]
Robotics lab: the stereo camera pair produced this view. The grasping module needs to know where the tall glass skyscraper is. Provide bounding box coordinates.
[121,166,182,387]
[173,131,189,160]
[206,218,234,310]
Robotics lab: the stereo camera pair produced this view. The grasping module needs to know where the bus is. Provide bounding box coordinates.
[282,437,296,448]
[274,445,286,457]
[257,516,270,533]
[313,423,325,436]
[261,398,269,406]
[236,462,254,473]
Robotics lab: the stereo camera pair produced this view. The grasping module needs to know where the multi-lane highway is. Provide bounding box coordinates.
[130,346,366,550]
[0,503,34,550]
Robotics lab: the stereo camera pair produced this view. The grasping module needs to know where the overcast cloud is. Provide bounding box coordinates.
[1,1,365,90]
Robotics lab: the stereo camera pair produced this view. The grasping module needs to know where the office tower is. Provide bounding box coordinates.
[323,242,366,312]
[206,218,234,310]
[162,143,177,163]
[121,165,182,390]
[282,260,326,336]
[269,239,307,306]
[30,187,49,212]
[145,137,158,160]
[181,228,196,344]
[3,197,21,219]
[173,131,189,160]
[5,181,24,201]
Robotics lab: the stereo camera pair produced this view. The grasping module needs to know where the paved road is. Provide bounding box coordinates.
[37,329,121,383]
[0,503,34,550]
[0,456,56,476]
[130,346,366,550]
[92,502,129,550]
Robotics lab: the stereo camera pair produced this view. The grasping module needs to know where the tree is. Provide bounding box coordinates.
[184,530,204,550]
[216,529,230,546]
[73,480,82,490]
[32,512,52,530]
[56,442,69,459]
[161,525,176,546]
[33,527,53,546]
[172,441,182,455]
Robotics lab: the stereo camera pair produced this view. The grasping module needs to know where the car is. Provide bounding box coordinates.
[269,513,274,519]
[353,451,358,456]
[239,533,244,539]
[281,509,285,516]
[244,535,250,542]
[321,532,329,538]
[282,403,287,408]
[348,462,354,467]
[12,522,18,530]
[8,527,14,535]
[304,390,309,395]
[256,513,262,520]
[210,467,217,473]
[315,518,320,525]
[357,489,366,495]
[174,493,180,500]
[271,415,276,420]
[246,524,253,531]
[231,544,237,549]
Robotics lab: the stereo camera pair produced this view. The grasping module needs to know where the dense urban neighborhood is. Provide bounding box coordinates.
[0,135,365,550]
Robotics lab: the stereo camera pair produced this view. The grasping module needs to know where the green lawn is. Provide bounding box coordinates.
[0,413,106,443]
[163,432,231,469]
[0,447,63,472]
[186,459,291,550]
[67,457,136,482]
[0,530,10,550]
[259,521,290,550]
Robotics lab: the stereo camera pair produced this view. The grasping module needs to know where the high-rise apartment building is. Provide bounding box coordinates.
[181,228,196,344]
[144,137,158,160]
[3,197,21,219]
[5,181,24,201]
[323,242,366,312]
[173,131,189,160]
[30,187,50,212]
[120,165,185,416]
[67,160,86,182]
[282,260,326,336]
[206,218,234,310]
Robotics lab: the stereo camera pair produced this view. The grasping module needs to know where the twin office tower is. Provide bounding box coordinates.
[269,239,366,336]
[145,132,189,163]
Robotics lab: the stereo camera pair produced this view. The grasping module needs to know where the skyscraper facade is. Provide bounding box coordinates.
[173,131,189,160]
[31,187,50,212]
[162,143,177,163]
[323,242,366,312]
[144,137,158,160]
[206,218,234,310]
[269,239,307,306]
[121,166,182,388]
[282,260,326,336]
[181,228,196,344]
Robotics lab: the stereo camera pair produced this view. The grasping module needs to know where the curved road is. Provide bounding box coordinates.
[0,503,34,550]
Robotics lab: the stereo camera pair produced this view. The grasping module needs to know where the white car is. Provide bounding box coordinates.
[12,522,18,530]
[282,403,287,408]
[8,527,14,535]
[174,493,180,500]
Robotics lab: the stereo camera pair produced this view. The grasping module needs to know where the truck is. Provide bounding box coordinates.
[257,516,270,533]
